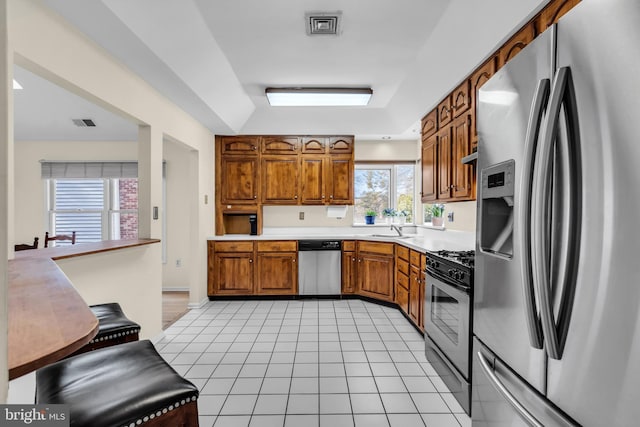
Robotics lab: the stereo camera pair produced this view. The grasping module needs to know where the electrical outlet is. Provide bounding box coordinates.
[176,259,182,267]
[299,212,305,220]
[448,212,454,222]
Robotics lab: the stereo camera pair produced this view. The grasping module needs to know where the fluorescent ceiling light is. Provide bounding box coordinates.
[13,79,22,90]
[266,88,372,106]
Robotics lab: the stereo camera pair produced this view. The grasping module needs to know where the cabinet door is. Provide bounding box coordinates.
[262,136,300,155]
[213,252,254,295]
[262,157,299,204]
[328,136,354,154]
[421,134,437,202]
[301,156,325,204]
[437,126,452,200]
[396,282,409,316]
[452,115,473,200]
[327,156,353,205]
[421,109,438,139]
[452,80,471,118]
[498,23,535,68]
[342,250,357,294]
[358,253,394,302]
[220,136,259,156]
[437,96,453,128]
[470,57,496,147]
[256,252,298,294]
[409,265,421,326]
[220,157,259,204]
[301,137,327,154]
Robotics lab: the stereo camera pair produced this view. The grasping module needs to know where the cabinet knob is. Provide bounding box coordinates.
[358,259,362,263]
[322,195,325,199]
[329,195,333,199]
[254,195,257,199]
[352,257,356,262]
[292,259,296,263]
[249,259,253,263]
[294,195,298,199]
[252,145,257,150]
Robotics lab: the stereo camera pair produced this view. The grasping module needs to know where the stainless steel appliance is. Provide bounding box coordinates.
[298,240,341,295]
[424,249,474,414]
[474,1,640,425]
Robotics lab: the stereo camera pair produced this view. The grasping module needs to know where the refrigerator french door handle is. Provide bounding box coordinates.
[533,66,582,360]
[519,78,549,350]
[477,351,544,427]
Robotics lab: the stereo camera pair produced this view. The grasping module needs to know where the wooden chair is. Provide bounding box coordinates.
[14,237,39,251]
[44,231,76,248]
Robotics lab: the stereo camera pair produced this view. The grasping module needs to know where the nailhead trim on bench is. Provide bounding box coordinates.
[90,328,140,344]
[122,395,198,427]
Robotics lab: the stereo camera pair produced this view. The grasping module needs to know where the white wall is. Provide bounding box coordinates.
[162,139,192,290]
[13,140,138,244]
[55,243,162,340]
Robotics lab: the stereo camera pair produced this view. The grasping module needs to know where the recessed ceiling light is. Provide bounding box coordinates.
[265,88,372,107]
[13,79,22,90]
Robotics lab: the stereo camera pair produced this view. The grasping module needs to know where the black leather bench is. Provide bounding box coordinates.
[36,340,199,427]
[69,303,140,357]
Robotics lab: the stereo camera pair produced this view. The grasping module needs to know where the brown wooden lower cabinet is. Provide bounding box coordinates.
[256,252,297,294]
[342,250,357,294]
[357,241,394,302]
[211,251,254,295]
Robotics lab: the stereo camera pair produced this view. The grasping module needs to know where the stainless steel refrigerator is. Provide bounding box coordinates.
[474,0,640,425]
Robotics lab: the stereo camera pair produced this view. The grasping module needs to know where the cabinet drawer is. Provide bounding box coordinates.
[397,272,409,290]
[410,250,422,267]
[257,241,297,252]
[396,258,409,276]
[342,241,356,251]
[358,241,394,256]
[214,241,254,252]
[396,245,409,261]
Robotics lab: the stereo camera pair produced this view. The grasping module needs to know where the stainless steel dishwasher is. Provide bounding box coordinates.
[298,240,342,295]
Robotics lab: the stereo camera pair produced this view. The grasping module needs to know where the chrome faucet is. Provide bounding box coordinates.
[390,224,403,236]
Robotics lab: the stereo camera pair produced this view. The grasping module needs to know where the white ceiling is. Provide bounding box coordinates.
[15,0,547,141]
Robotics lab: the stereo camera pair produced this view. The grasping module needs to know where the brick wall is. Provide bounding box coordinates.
[119,178,138,239]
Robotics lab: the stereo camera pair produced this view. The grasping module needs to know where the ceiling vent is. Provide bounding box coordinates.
[72,119,96,127]
[306,12,341,36]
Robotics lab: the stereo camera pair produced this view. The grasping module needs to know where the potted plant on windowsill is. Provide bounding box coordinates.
[429,204,445,227]
[382,208,396,224]
[396,209,409,225]
[365,209,377,225]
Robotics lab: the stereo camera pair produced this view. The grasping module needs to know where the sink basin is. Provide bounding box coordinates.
[370,234,414,239]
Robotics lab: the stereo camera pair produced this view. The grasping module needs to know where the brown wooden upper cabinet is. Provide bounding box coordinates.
[498,23,535,68]
[437,96,453,128]
[421,109,438,139]
[261,136,300,155]
[470,57,497,147]
[220,136,260,156]
[301,155,353,205]
[452,80,471,118]
[451,115,473,200]
[437,126,452,200]
[301,137,326,154]
[421,133,437,203]
[261,157,299,204]
[220,156,259,204]
[328,136,354,154]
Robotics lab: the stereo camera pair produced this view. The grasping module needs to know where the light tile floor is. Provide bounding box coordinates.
[155,299,471,427]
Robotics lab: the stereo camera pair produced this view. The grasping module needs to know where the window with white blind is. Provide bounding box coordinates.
[48,178,138,245]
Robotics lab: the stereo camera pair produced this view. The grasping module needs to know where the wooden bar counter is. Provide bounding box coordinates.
[8,239,160,380]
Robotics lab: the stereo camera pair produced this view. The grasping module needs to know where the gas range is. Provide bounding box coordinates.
[425,249,475,290]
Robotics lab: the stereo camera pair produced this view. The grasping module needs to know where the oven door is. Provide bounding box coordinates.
[424,269,470,379]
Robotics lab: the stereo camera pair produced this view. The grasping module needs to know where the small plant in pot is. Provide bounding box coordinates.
[429,204,445,227]
[396,209,409,225]
[382,208,396,224]
[364,209,377,225]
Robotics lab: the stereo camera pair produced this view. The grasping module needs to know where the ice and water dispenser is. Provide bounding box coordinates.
[479,160,515,258]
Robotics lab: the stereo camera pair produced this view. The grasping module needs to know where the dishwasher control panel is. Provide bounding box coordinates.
[298,240,342,251]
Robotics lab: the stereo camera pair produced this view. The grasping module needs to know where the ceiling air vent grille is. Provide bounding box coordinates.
[72,119,96,127]
[306,12,341,36]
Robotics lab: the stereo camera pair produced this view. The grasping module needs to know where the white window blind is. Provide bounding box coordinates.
[51,179,105,244]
